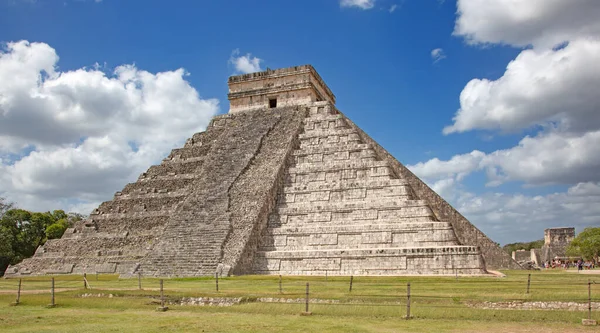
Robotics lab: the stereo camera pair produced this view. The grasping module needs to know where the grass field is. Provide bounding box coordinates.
[1,270,598,332]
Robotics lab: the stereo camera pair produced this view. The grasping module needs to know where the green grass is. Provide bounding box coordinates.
[1,270,598,332]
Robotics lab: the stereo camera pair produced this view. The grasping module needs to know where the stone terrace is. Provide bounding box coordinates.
[252,102,486,276]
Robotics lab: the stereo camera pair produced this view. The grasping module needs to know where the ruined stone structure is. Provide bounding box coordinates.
[5,65,519,277]
[540,227,575,263]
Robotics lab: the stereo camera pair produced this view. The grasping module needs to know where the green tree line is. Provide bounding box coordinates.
[567,227,600,263]
[0,197,86,276]
[502,239,544,255]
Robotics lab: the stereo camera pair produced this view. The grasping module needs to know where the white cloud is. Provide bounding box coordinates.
[568,182,600,197]
[454,0,600,48]
[485,130,600,186]
[430,48,446,63]
[0,40,219,214]
[410,0,600,244]
[229,49,262,74]
[444,39,600,135]
[411,128,600,188]
[409,150,484,181]
[389,4,397,13]
[340,0,375,10]
[454,186,600,245]
[409,159,600,244]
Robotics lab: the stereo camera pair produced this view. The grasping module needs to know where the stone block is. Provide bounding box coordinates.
[309,233,338,245]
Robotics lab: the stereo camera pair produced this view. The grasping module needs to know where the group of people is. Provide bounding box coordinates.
[541,259,596,270]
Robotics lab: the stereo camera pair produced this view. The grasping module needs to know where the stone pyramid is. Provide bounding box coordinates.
[6,65,519,277]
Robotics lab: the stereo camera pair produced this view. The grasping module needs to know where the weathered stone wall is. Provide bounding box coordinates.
[343,113,520,270]
[228,65,335,113]
[141,107,306,276]
[253,102,487,276]
[222,107,307,274]
[540,227,575,262]
[5,114,228,277]
[512,250,531,262]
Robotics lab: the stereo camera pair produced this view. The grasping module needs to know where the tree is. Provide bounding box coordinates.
[502,239,544,255]
[567,227,600,263]
[0,196,14,219]
[0,204,87,276]
[46,218,68,239]
[67,212,86,227]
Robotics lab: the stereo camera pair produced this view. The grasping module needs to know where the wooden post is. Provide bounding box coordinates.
[138,271,142,290]
[160,279,165,308]
[15,279,22,305]
[349,275,353,292]
[215,272,219,292]
[83,273,87,289]
[526,274,531,294]
[155,278,168,312]
[406,282,411,319]
[305,283,309,313]
[278,275,282,294]
[589,279,592,320]
[50,278,55,307]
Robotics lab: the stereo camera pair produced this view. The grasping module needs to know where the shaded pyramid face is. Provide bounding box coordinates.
[5,65,519,277]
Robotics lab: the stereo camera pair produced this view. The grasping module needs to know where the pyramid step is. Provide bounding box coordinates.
[292,143,371,156]
[277,198,430,214]
[299,128,358,140]
[264,221,454,235]
[283,178,408,192]
[288,160,389,175]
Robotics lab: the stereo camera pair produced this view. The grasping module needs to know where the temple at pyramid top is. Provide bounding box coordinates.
[228,65,336,113]
[6,64,520,278]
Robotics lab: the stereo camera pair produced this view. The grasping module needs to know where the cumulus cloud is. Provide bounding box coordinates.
[0,40,219,214]
[407,0,600,244]
[454,0,600,48]
[229,49,262,74]
[444,39,600,135]
[430,48,446,63]
[409,156,600,244]
[409,150,485,182]
[412,128,600,188]
[340,0,375,10]
[455,186,600,245]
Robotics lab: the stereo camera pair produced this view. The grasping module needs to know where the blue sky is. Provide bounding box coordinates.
[1,0,599,245]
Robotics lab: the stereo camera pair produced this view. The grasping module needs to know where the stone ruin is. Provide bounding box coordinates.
[512,227,576,268]
[5,65,520,277]
[540,227,575,263]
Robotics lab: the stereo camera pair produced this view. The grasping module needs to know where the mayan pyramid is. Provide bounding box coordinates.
[6,65,519,277]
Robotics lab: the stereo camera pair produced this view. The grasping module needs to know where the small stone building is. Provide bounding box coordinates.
[6,65,519,277]
[540,227,576,263]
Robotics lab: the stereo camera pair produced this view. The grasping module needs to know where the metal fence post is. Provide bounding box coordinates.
[279,275,282,294]
[138,271,142,290]
[526,273,531,294]
[349,275,353,292]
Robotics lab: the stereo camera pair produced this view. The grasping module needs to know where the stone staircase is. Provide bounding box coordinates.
[253,102,486,276]
[141,109,284,276]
